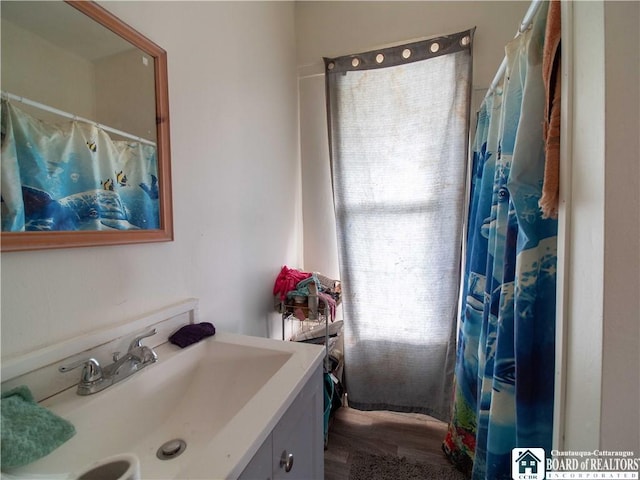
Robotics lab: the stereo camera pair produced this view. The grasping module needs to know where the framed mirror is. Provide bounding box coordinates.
[0,1,173,252]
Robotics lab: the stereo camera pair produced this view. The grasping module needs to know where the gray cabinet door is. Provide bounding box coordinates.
[273,366,323,480]
[238,365,324,480]
[238,435,272,480]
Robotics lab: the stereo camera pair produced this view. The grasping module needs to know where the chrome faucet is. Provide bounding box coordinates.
[60,329,158,395]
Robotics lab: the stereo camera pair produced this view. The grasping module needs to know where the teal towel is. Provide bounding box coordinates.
[1,385,76,469]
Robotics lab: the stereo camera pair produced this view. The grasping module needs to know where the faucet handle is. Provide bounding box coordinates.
[128,328,157,351]
[59,358,103,383]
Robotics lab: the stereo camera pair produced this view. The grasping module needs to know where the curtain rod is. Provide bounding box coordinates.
[485,0,545,98]
[1,91,156,147]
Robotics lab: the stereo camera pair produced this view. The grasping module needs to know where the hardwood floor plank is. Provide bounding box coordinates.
[324,406,452,479]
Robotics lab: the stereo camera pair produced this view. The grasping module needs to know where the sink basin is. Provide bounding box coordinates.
[5,332,323,479]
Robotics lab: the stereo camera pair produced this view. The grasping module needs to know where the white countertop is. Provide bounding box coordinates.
[6,331,324,480]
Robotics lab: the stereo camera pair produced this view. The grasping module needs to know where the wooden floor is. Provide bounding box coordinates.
[324,405,452,480]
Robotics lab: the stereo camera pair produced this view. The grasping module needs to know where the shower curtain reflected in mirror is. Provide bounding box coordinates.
[1,99,159,232]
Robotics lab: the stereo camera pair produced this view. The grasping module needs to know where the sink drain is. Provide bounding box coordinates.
[156,439,187,460]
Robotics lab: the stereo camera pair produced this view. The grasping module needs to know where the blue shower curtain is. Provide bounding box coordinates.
[443,3,558,479]
[1,99,159,232]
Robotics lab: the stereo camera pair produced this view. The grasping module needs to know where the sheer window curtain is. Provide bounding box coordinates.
[324,29,474,420]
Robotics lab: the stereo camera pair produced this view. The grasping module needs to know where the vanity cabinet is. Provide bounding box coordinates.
[239,365,324,480]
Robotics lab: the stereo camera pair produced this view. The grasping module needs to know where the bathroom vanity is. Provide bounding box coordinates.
[1,299,325,479]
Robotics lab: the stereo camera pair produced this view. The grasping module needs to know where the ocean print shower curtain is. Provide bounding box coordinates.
[443,3,558,479]
[1,99,159,232]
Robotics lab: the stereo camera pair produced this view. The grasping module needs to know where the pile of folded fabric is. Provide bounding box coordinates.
[273,265,341,321]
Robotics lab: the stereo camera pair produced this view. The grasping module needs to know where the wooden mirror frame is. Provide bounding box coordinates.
[1,1,173,252]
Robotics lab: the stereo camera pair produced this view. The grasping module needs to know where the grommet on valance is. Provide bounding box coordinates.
[323,28,475,75]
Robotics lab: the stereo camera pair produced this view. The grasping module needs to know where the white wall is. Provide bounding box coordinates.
[296,1,529,84]
[1,18,96,120]
[561,0,640,453]
[2,14,156,141]
[0,1,302,358]
[95,48,157,141]
[599,1,639,452]
[562,0,606,450]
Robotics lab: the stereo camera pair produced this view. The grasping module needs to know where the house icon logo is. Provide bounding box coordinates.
[511,448,545,480]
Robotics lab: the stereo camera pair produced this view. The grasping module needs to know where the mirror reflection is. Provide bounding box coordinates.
[1,1,161,233]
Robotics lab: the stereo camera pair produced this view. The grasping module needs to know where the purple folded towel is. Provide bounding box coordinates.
[169,322,216,348]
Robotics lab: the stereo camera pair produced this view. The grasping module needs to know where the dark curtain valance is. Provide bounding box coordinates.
[324,28,475,74]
